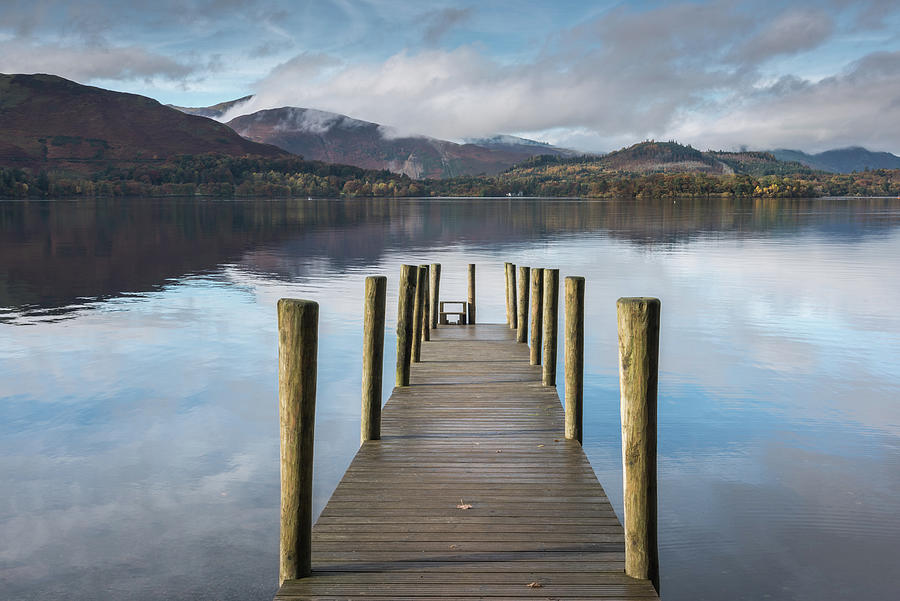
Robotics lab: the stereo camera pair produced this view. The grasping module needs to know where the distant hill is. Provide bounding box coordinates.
[0,75,284,173]
[217,106,574,179]
[508,141,818,177]
[167,96,254,119]
[771,147,900,173]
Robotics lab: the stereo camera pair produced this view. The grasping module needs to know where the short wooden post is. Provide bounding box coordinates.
[617,297,660,593]
[564,277,585,444]
[430,263,441,329]
[530,268,544,365]
[504,262,512,326]
[421,265,431,342]
[412,265,427,362]
[395,265,417,386]
[361,277,386,445]
[517,265,530,343]
[541,268,559,386]
[467,263,476,324]
[508,264,518,330]
[277,298,318,585]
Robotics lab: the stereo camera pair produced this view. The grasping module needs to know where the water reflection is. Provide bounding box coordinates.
[1,198,899,601]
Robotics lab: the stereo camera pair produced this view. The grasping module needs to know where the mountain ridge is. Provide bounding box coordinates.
[771,147,900,173]
[0,74,285,174]
[221,105,577,178]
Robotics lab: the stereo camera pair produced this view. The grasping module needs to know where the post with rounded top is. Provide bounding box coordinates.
[504,263,512,326]
[517,265,530,343]
[430,263,441,329]
[395,265,417,386]
[541,268,560,386]
[617,297,660,593]
[564,276,585,443]
[277,298,318,586]
[508,264,518,330]
[361,276,386,444]
[467,263,476,325]
[412,265,427,361]
[421,265,431,342]
[530,268,544,365]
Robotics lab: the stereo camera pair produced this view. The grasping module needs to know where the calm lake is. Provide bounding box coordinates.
[1,197,899,600]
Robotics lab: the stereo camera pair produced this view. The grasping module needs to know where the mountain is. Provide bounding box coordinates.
[167,96,253,119]
[771,147,900,173]
[0,75,284,173]
[220,106,575,179]
[513,141,817,177]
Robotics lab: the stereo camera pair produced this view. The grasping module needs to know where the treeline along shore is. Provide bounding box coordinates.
[3,152,899,200]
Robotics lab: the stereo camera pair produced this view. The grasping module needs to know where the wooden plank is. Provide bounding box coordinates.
[275,323,658,601]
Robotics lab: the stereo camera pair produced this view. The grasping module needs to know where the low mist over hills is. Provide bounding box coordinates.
[0,74,285,174]
[771,147,900,173]
[220,106,576,179]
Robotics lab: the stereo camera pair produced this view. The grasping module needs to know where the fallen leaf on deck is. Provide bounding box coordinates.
[449,544,457,549]
[526,581,543,588]
[537,444,545,448]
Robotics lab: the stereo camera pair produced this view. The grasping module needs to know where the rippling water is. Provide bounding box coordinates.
[1,197,898,600]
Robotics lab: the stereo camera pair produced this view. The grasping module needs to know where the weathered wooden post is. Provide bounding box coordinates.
[430,263,441,329]
[517,265,530,343]
[530,268,544,365]
[467,263,476,324]
[508,264,518,330]
[412,265,427,362]
[504,262,512,326]
[564,276,585,444]
[395,265,417,386]
[277,298,318,585]
[361,277,386,444]
[542,268,559,386]
[421,265,431,342]
[617,297,660,593]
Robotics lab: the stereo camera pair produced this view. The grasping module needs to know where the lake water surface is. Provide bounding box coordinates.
[1,197,898,600]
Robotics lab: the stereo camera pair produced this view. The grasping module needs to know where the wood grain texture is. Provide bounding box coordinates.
[277,298,318,585]
[275,322,658,601]
[542,269,560,387]
[395,265,417,386]
[422,265,431,342]
[361,277,386,444]
[412,265,427,362]
[565,277,585,444]
[468,263,476,325]
[616,298,660,593]
[529,268,544,366]
[430,264,441,329]
[517,266,530,343]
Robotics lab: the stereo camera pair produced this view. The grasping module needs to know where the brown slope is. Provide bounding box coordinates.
[226,106,568,179]
[0,74,286,173]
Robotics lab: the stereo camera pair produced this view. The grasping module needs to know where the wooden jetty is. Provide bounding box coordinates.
[275,264,661,600]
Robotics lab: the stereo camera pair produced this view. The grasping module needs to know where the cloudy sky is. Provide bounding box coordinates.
[2,0,900,153]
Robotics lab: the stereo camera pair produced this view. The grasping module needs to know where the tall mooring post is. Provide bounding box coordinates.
[541,268,559,386]
[277,298,318,585]
[467,263,476,324]
[505,263,517,329]
[617,297,660,593]
[564,276,584,443]
[412,265,427,363]
[421,265,430,342]
[517,265,530,343]
[529,267,544,365]
[361,276,386,444]
[429,263,441,329]
[395,265,417,386]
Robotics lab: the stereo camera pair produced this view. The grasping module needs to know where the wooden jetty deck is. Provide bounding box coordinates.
[275,322,659,600]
